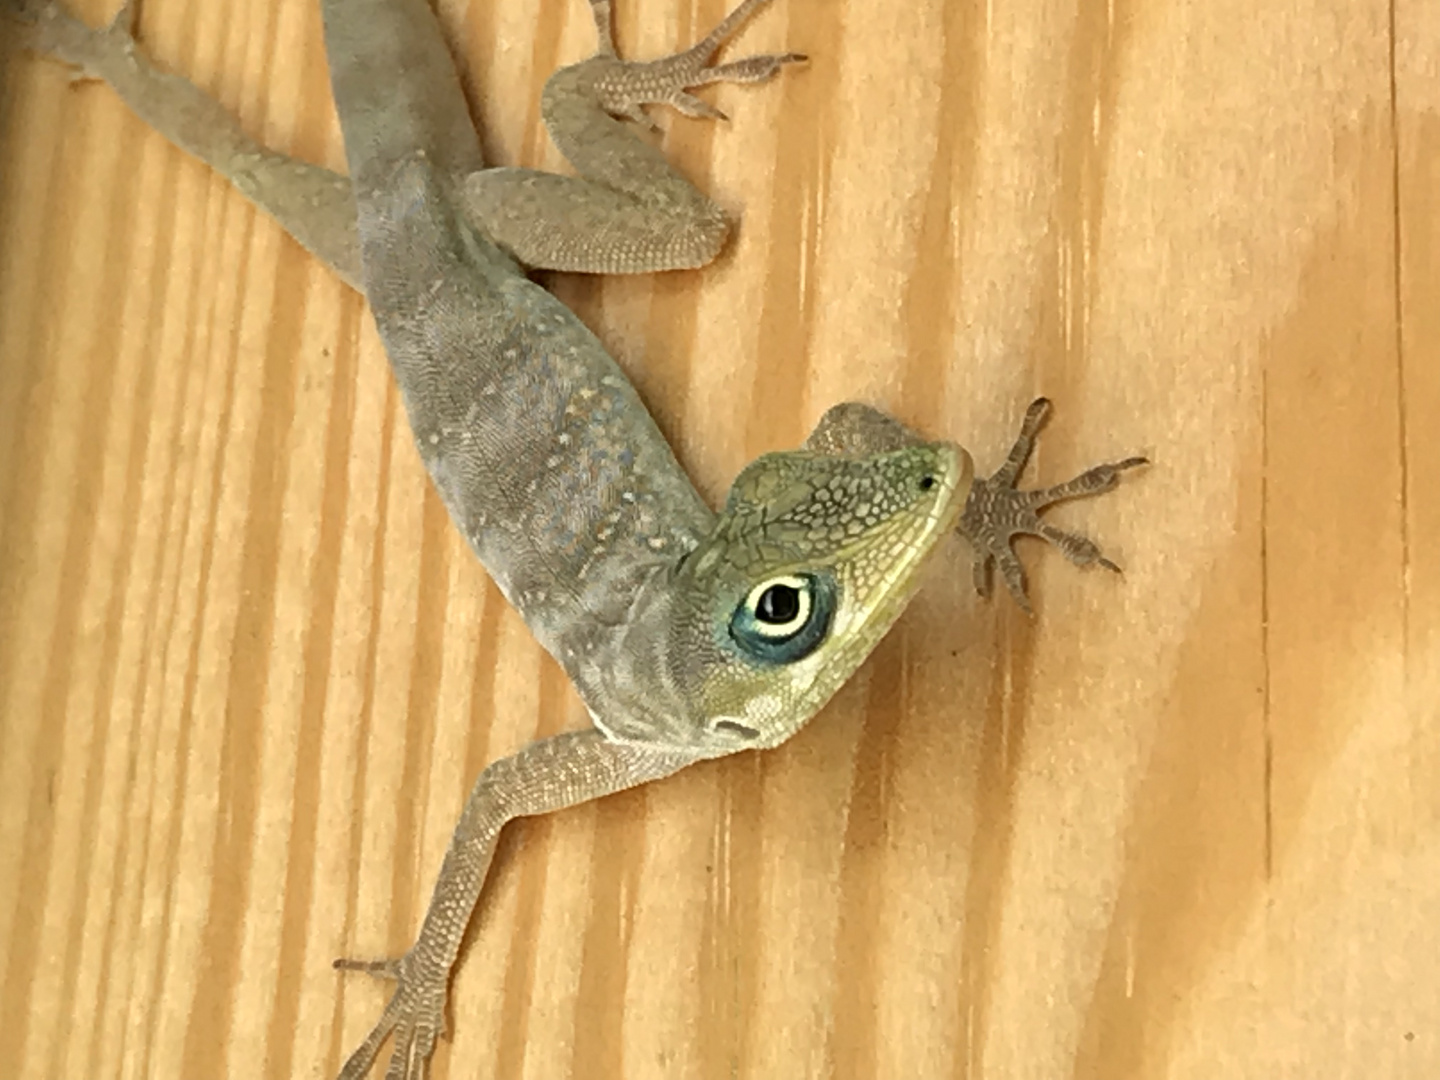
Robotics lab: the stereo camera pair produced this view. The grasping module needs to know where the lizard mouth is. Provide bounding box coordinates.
[709,718,762,740]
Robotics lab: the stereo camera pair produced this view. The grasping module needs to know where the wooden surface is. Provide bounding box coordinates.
[1,0,1436,1076]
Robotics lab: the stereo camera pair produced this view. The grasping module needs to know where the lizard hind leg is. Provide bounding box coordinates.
[963,398,1148,613]
[5,0,365,286]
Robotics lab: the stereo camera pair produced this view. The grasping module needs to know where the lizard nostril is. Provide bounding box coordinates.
[919,475,936,491]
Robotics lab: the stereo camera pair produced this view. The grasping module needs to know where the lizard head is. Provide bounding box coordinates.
[599,440,972,755]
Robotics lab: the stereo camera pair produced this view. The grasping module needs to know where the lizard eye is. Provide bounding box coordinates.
[755,580,804,628]
[729,574,836,663]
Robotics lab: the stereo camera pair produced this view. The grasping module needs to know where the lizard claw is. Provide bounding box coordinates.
[704,51,809,85]
[334,950,448,1080]
[334,955,405,980]
[960,398,1147,614]
[669,90,728,121]
[583,0,805,123]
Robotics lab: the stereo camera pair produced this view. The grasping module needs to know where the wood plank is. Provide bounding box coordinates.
[0,0,1432,1076]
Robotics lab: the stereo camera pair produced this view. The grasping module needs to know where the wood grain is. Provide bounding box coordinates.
[1,0,1435,1077]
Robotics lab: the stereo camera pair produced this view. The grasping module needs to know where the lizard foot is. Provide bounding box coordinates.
[961,397,1147,613]
[583,0,806,125]
[4,0,140,85]
[334,950,448,1080]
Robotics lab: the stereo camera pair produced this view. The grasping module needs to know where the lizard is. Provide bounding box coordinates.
[6,0,1148,1077]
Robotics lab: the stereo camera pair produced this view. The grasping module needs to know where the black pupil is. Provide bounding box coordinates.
[756,584,801,624]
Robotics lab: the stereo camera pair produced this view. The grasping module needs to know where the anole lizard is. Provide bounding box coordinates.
[6,0,1147,1076]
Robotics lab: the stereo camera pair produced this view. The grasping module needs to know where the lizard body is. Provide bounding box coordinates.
[6,1,1146,1076]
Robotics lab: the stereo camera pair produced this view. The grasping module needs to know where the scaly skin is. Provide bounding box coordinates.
[5,1,1146,1077]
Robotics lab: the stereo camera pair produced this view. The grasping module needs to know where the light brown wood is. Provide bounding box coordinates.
[1,0,1435,1076]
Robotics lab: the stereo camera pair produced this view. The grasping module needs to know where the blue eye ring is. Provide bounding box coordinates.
[728,573,836,664]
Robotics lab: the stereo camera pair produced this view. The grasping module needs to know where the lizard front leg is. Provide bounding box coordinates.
[958,398,1147,611]
[805,400,1148,612]
[463,0,806,274]
[334,731,695,1080]
[5,0,801,282]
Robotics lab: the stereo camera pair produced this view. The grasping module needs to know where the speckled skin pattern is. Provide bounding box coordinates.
[323,5,967,1068]
[7,0,1144,1076]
